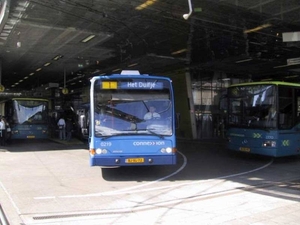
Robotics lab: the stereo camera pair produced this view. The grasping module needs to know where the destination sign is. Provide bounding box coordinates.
[120,81,163,89]
[102,81,163,90]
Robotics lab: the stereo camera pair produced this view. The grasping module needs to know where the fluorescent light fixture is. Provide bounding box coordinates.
[244,23,272,34]
[29,72,34,76]
[81,34,96,43]
[52,55,63,61]
[261,78,272,81]
[285,75,298,78]
[235,58,253,63]
[44,62,51,67]
[171,48,187,55]
[36,68,42,71]
[135,0,157,10]
[112,68,121,72]
[19,79,23,82]
[0,0,8,26]
[273,64,289,68]
[128,63,138,67]
[24,76,28,79]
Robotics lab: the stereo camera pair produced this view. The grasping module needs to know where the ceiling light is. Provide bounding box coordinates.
[36,68,42,72]
[261,78,272,81]
[112,68,121,72]
[244,23,272,34]
[24,76,28,79]
[183,0,193,20]
[235,58,252,63]
[128,63,138,67]
[285,75,298,78]
[135,0,157,10]
[81,34,96,43]
[52,55,63,61]
[29,72,34,76]
[44,62,51,67]
[0,0,8,25]
[171,49,187,55]
[273,64,289,68]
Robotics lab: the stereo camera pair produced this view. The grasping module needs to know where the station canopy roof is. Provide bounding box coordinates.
[1,0,300,94]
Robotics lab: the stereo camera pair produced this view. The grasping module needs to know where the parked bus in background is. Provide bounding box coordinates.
[76,103,90,140]
[0,98,49,139]
[89,70,177,166]
[226,81,300,157]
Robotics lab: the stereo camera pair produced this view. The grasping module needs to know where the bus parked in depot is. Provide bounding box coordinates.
[0,98,49,139]
[89,70,177,166]
[226,81,300,157]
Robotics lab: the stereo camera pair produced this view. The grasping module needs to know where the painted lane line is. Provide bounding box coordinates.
[34,151,188,200]
[34,152,273,200]
[0,180,21,215]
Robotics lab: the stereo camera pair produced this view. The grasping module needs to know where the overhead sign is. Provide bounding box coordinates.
[287,57,300,65]
[0,85,5,92]
[62,88,68,94]
[282,32,300,42]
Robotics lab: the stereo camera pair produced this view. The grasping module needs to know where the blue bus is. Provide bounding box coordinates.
[226,81,300,157]
[0,98,49,139]
[89,70,177,166]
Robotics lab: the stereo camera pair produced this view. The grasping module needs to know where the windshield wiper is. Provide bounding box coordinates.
[146,129,165,139]
[101,133,131,140]
[100,129,165,140]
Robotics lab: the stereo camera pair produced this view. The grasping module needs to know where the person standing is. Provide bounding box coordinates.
[65,118,73,141]
[57,116,66,140]
[0,117,4,146]
[0,116,7,146]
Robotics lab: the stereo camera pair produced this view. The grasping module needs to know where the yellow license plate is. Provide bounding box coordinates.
[27,136,35,139]
[240,147,250,152]
[125,158,144,163]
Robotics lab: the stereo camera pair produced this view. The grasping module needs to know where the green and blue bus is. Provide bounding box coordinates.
[89,70,177,166]
[226,81,300,157]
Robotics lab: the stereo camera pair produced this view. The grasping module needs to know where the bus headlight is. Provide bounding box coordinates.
[96,148,108,154]
[160,147,173,154]
[263,141,276,147]
[166,147,172,153]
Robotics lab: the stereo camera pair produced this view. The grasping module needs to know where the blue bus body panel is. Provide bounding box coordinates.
[90,136,176,166]
[11,124,49,139]
[227,128,300,157]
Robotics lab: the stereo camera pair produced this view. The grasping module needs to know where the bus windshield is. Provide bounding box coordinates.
[13,99,48,124]
[227,84,277,129]
[93,82,172,137]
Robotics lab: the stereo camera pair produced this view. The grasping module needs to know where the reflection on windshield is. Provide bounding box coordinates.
[228,85,277,129]
[13,100,48,124]
[94,99,172,137]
